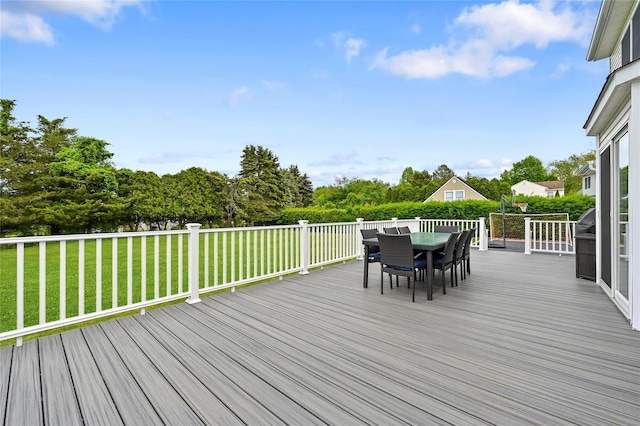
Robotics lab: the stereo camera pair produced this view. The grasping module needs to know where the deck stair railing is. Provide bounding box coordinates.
[1,217,485,345]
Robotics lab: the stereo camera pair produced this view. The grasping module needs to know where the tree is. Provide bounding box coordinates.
[463,174,512,201]
[431,164,455,182]
[117,169,166,231]
[409,170,432,187]
[287,165,313,207]
[400,167,415,185]
[548,151,596,195]
[238,145,285,225]
[0,100,78,235]
[500,155,556,185]
[39,136,124,233]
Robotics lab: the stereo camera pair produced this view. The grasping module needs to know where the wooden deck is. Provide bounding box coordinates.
[2,250,639,425]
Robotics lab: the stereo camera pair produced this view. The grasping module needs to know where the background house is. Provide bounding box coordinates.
[424,176,488,202]
[584,0,639,330]
[511,180,565,197]
[576,161,597,197]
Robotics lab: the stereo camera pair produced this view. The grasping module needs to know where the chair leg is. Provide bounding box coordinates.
[442,269,446,294]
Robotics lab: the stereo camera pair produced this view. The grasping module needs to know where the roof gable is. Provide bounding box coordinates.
[425,176,487,201]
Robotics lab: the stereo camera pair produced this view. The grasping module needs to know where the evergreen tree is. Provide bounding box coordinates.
[238,145,285,225]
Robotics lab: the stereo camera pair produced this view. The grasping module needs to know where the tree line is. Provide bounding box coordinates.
[1,99,594,236]
[1,100,313,236]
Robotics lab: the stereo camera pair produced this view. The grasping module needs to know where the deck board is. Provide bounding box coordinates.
[39,335,83,426]
[2,250,640,425]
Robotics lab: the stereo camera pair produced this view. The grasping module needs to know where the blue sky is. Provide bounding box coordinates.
[1,0,608,187]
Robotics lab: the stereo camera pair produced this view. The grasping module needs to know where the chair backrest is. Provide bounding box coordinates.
[377,233,414,269]
[361,228,380,254]
[397,226,411,234]
[360,228,378,239]
[463,228,475,256]
[383,227,399,234]
[441,232,460,263]
[455,230,471,261]
[434,225,459,233]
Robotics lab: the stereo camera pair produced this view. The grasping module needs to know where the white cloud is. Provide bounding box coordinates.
[371,0,593,79]
[0,0,147,44]
[228,87,252,107]
[331,31,366,62]
[0,10,54,45]
[411,24,421,35]
[344,38,366,62]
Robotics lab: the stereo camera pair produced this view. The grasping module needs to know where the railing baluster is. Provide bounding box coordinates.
[60,241,66,320]
[96,239,102,311]
[39,242,46,324]
[166,234,171,296]
[141,236,146,302]
[154,235,159,299]
[127,236,133,305]
[178,234,183,293]
[204,233,209,287]
[79,240,85,315]
[16,243,24,344]
[112,237,118,308]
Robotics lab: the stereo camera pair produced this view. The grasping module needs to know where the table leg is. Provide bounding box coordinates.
[426,250,433,300]
[363,246,369,288]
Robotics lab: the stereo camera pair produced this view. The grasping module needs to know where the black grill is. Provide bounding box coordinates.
[575,208,596,281]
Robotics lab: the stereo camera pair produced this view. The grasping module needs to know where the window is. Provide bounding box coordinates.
[584,176,591,189]
[623,26,631,66]
[445,190,464,201]
[633,5,640,61]
[547,191,555,198]
[622,6,640,66]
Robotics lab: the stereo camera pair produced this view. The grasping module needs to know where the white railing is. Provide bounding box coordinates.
[1,217,487,345]
[525,218,577,255]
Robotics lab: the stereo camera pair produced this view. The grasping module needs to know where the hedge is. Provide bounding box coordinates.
[278,195,595,225]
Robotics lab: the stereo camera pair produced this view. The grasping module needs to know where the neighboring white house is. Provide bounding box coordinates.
[576,161,597,197]
[424,176,487,202]
[511,180,565,197]
[584,0,639,330]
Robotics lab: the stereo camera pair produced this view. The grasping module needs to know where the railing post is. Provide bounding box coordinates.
[356,218,364,260]
[186,223,202,304]
[413,217,421,232]
[478,217,487,251]
[299,220,310,275]
[524,217,531,255]
[392,217,398,228]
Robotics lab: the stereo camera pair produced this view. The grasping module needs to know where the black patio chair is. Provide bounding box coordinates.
[432,232,460,294]
[360,228,381,288]
[383,227,399,234]
[453,229,473,284]
[433,225,459,233]
[377,233,427,302]
[397,226,411,234]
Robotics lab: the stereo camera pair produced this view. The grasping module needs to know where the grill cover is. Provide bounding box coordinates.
[575,208,596,234]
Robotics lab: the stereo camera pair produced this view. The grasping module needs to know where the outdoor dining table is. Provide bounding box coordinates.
[362,232,453,300]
